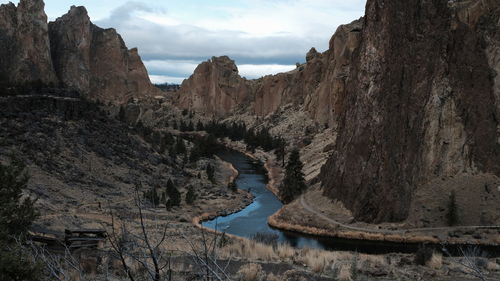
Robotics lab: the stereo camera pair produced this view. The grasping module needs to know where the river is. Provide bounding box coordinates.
[202,150,500,256]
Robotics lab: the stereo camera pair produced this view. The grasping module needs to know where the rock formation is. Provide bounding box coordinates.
[177,56,252,116]
[320,0,500,222]
[0,0,57,84]
[177,0,500,223]
[175,19,363,128]
[0,1,158,103]
[49,6,160,103]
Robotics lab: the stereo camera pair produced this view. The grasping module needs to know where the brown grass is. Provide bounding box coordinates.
[426,252,443,269]
[337,264,352,281]
[237,263,263,281]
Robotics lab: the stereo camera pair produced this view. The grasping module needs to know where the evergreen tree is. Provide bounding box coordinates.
[118,105,126,122]
[0,161,44,281]
[166,179,181,207]
[185,186,197,205]
[279,149,307,203]
[228,181,237,192]
[187,121,195,131]
[144,186,160,207]
[446,190,459,226]
[175,137,186,154]
[196,121,205,131]
[206,164,215,183]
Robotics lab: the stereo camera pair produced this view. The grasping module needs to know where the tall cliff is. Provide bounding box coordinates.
[49,6,160,103]
[176,0,500,223]
[0,1,159,103]
[175,19,363,128]
[319,0,500,223]
[0,0,57,84]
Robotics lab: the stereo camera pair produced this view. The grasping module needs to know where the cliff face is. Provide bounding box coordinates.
[48,6,160,103]
[176,20,362,127]
[177,56,252,116]
[0,1,158,104]
[177,1,500,223]
[320,0,500,222]
[0,0,57,84]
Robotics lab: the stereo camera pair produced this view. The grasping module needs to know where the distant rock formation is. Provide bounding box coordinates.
[0,1,159,103]
[174,19,363,128]
[177,56,252,116]
[176,0,500,223]
[0,0,57,84]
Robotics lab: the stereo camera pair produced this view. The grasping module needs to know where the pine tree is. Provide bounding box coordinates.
[446,190,459,226]
[175,137,186,154]
[144,186,160,207]
[279,148,307,203]
[185,186,197,204]
[196,121,205,131]
[166,179,181,207]
[0,161,44,281]
[118,105,126,122]
[206,164,215,183]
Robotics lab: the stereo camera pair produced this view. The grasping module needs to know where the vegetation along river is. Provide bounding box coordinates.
[203,150,500,256]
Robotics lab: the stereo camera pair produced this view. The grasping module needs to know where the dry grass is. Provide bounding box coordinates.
[426,252,443,269]
[265,273,280,281]
[487,261,500,271]
[220,239,277,261]
[237,263,263,281]
[276,243,295,260]
[337,264,352,281]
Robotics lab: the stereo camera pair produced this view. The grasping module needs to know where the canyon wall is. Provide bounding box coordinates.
[0,1,158,103]
[177,0,500,223]
[321,0,500,222]
[0,0,57,84]
[175,19,363,128]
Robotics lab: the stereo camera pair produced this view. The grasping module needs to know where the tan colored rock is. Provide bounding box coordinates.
[176,56,251,116]
[0,0,57,84]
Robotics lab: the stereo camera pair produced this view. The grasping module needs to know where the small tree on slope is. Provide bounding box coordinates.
[279,148,307,203]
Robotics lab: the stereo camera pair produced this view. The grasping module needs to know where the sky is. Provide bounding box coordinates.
[1,0,366,84]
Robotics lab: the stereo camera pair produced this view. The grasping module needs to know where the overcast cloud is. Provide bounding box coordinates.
[1,0,366,83]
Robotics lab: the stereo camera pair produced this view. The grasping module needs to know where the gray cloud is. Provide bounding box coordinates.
[94,1,363,83]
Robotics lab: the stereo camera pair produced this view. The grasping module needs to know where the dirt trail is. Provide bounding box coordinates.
[300,195,499,234]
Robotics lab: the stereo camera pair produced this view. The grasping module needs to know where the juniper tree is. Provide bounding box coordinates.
[0,161,43,281]
[166,179,181,207]
[446,190,459,226]
[206,164,215,183]
[279,148,307,203]
[185,186,197,205]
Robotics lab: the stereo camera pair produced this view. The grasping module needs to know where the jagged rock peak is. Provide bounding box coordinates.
[306,47,320,62]
[48,2,160,103]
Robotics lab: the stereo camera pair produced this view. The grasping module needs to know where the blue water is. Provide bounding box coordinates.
[203,150,500,256]
[202,150,324,248]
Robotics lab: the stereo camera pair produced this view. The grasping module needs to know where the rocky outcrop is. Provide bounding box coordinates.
[177,56,252,116]
[176,19,362,127]
[0,0,57,84]
[319,0,500,222]
[0,1,158,104]
[49,6,160,103]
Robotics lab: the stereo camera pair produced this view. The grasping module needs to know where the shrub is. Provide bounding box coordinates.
[237,263,263,281]
[185,186,197,205]
[206,164,215,183]
[414,246,434,266]
[446,190,459,226]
